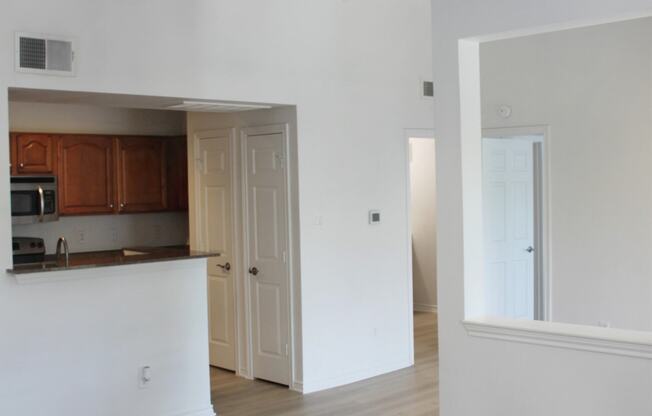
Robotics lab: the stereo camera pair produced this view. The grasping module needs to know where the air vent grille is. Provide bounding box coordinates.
[15,32,75,76]
[46,39,73,72]
[19,37,46,70]
[165,100,272,113]
[423,81,434,98]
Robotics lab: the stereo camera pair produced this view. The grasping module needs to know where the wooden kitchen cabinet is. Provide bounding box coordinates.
[11,133,57,175]
[10,132,185,216]
[115,136,167,213]
[58,135,116,215]
[165,136,189,211]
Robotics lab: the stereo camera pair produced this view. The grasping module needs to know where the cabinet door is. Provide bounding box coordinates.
[58,135,115,215]
[116,136,167,212]
[14,133,56,174]
[166,136,189,211]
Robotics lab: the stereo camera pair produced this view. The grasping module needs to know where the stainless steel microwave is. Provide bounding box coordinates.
[11,176,59,224]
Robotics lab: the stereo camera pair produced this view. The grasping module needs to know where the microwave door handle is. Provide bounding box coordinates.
[37,186,44,222]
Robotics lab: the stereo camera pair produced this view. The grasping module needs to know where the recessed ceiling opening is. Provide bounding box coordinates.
[8,88,286,113]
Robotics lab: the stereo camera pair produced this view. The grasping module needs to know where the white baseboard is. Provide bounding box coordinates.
[237,367,253,380]
[414,303,437,313]
[170,406,216,416]
[291,380,304,393]
[301,358,412,394]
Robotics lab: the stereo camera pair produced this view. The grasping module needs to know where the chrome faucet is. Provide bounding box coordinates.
[56,237,69,267]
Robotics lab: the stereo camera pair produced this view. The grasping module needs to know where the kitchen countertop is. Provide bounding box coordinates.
[7,245,220,275]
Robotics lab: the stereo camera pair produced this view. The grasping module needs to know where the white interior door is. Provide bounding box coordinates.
[482,137,535,319]
[244,128,290,386]
[196,130,237,370]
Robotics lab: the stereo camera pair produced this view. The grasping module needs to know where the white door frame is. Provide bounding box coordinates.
[193,124,299,390]
[241,124,297,390]
[404,128,436,366]
[482,125,551,321]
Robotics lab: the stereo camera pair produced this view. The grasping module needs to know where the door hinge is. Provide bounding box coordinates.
[275,153,285,169]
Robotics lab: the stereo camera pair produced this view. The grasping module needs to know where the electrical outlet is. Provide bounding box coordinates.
[139,365,152,389]
[76,228,86,244]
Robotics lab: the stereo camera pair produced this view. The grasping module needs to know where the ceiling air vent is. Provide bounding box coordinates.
[422,81,434,98]
[15,32,76,76]
[165,100,272,113]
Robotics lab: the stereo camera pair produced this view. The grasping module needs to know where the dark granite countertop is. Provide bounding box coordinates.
[7,245,220,275]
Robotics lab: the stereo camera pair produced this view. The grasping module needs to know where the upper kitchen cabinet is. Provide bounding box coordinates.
[58,135,116,215]
[116,136,167,213]
[165,136,189,211]
[12,133,57,175]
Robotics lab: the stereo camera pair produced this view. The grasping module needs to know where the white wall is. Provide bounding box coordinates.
[10,101,189,254]
[433,1,652,415]
[9,101,186,135]
[0,0,434,413]
[409,138,437,312]
[1,260,213,416]
[481,18,652,331]
[187,107,303,387]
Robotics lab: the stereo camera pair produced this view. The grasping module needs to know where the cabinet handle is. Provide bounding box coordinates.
[109,203,114,209]
[120,203,125,208]
[19,163,24,168]
[37,186,44,222]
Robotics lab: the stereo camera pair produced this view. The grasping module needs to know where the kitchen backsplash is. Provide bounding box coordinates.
[12,212,189,254]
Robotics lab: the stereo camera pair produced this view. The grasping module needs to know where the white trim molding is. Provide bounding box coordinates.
[463,318,652,360]
[302,358,412,394]
[169,406,216,416]
[291,380,303,393]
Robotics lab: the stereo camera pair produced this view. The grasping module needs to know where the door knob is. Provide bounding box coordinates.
[217,262,231,272]
[248,267,259,276]
[525,246,535,253]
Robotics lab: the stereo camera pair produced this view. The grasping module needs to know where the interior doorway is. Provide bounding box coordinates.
[191,116,298,390]
[405,130,440,413]
[195,128,238,371]
[408,136,438,314]
[481,127,548,321]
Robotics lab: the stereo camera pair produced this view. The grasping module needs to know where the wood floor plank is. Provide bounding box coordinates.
[210,312,439,415]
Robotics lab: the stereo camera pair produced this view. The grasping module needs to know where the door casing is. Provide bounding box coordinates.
[241,125,293,386]
[192,124,298,390]
[404,128,436,368]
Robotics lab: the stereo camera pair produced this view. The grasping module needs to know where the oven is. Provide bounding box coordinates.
[11,176,58,224]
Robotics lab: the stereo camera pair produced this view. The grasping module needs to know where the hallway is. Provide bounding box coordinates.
[210,312,439,416]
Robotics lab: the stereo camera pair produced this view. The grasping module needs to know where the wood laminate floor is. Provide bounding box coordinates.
[210,312,439,416]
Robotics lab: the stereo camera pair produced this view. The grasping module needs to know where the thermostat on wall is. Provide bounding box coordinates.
[369,210,381,225]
